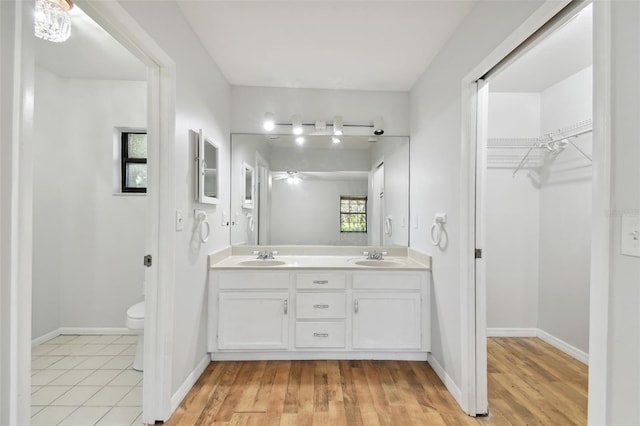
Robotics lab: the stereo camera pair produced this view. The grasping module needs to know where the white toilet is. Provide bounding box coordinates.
[126,301,145,371]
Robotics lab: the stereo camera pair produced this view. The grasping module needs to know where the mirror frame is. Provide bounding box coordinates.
[196,128,219,205]
[241,162,255,209]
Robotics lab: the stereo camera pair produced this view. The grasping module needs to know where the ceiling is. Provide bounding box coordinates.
[35,1,592,95]
[176,1,476,91]
[489,3,592,93]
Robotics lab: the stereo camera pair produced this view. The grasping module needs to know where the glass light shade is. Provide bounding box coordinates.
[295,136,305,145]
[292,114,303,135]
[333,116,343,136]
[332,136,341,144]
[263,112,275,131]
[34,0,72,43]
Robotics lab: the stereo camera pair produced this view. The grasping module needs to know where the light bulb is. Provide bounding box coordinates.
[332,136,341,144]
[296,136,305,145]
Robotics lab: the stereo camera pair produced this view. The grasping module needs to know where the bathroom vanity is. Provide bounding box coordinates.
[207,248,431,361]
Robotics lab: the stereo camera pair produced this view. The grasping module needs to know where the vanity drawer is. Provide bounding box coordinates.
[295,322,345,348]
[218,272,289,290]
[296,273,346,290]
[352,273,421,290]
[296,293,346,319]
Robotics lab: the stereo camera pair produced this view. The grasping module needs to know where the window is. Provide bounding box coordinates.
[121,132,147,193]
[340,196,367,232]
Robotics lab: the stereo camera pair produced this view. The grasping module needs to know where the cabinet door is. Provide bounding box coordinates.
[352,292,421,350]
[218,292,289,350]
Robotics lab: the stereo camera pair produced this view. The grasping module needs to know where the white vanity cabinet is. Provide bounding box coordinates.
[351,272,427,350]
[208,267,430,359]
[211,272,290,351]
[218,292,289,350]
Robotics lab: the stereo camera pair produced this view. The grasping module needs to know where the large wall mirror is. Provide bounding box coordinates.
[230,134,409,246]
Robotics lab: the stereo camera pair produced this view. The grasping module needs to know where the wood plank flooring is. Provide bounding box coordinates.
[165,338,588,425]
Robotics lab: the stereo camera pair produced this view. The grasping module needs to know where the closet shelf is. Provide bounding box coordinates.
[487,118,592,176]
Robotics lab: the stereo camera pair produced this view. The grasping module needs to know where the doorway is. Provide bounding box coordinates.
[29,5,150,425]
[473,2,593,420]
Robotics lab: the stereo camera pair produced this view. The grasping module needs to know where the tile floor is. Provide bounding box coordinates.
[31,335,142,426]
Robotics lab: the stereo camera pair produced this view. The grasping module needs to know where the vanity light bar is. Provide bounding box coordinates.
[264,122,384,134]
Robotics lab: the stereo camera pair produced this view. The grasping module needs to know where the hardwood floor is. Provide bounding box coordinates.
[166,338,587,425]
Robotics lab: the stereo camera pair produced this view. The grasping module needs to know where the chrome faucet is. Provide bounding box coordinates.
[364,250,387,260]
[253,250,277,260]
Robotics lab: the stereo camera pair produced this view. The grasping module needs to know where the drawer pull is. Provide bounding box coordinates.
[354,299,359,314]
[312,280,329,284]
[313,333,329,338]
[313,304,330,309]
[284,299,288,315]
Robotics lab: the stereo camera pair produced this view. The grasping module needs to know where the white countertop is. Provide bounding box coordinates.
[209,255,430,271]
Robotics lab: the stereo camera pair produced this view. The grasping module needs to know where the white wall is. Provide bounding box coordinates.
[32,67,147,338]
[603,3,640,422]
[119,0,232,403]
[486,93,541,329]
[537,66,592,353]
[271,178,368,246]
[231,86,409,135]
[486,67,592,357]
[409,0,546,403]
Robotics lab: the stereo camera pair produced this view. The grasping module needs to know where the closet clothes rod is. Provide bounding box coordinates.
[509,127,593,177]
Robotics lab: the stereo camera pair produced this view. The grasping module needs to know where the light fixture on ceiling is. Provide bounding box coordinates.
[295,136,305,145]
[332,136,341,144]
[263,112,275,131]
[34,0,74,43]
[292,114,303,135]
[373,116,385,135]
[261,112,385,137]
[286,171,301,185]
[333,116,343,136]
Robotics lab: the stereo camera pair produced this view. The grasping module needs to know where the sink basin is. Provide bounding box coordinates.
[237,259,287,267]
[353,260,403,267]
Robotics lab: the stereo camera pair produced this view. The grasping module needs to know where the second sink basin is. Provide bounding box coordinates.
[353,260,403,267]
[237,259,287,267]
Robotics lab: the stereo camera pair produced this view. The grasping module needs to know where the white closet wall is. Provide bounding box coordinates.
[538,66,592,353]
[486,66,592,356]
[486,93,541,330]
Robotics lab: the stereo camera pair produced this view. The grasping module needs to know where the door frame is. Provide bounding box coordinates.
[459,0,574,416]
[76,2,177,422]
[1,1,178,423]
[460,0,612,421]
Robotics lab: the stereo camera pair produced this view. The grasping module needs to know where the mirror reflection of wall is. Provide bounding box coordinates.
[230,134,409,246]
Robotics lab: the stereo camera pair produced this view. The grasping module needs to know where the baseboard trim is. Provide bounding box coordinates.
[487,327,588,365]
[486,327,537,338]
[58,327,134,336]
[427,353,463,409]
[210,351,429,361]
[32,329,61,347]
[536,329,589,365]
[171,354,210,413]
[32,327,135,346]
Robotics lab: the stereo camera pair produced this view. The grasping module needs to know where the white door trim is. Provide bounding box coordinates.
[76,2,177,422]
[588,1,612,423]
[1,2,35,424]
[458,0,571,416]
